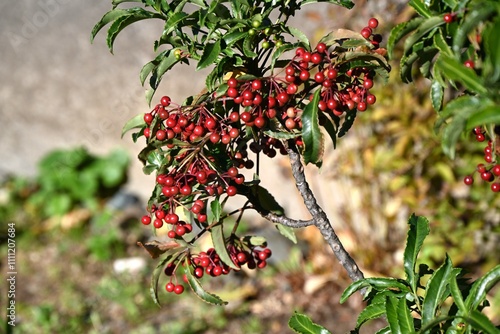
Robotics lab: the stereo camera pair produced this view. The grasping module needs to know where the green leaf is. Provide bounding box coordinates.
[288,311,331,334]
[422,255,454,327]
[140,60,157,86]
[355,302,386,329]
[453,5,496,55]
[430,79,444,111]
[483,16,500,83]
[397,297,415,333]
[263,129,301,139]
[184,265,228,305]
[433,31,453,57]
[164,11,188,35]
[301,90,324,167]
[387,18,425,59]
[197,39,221,70]
[467,310,500,334]
[106,9,161,53]
[385,295,403,334]
[150,250,180,307]
[121,113,146,138]
[208,198,222,223]
[223,30,247,46]
[211,223,239,270]
[449,269,466,314]
[465,105,500,130]
[403,16,444,57]
[465,264,500,311]
[436,55,487,94]
[90,8,129,42]
[275,224,297,244]
[374,327,391,334]
[400,45,438,83]
[286,27,311,49]
[409,0,432,18]
[243,35,257,58]
[338,110,357,138]
[242,235,267,247]
[301,0,354,9]
[254,185,285,215]
[320,115,338,149]
[341,278,411,303]
[319,29,371,48]
[403,214,430,293]
[438,96,494,158]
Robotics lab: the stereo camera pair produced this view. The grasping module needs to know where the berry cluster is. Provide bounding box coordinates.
[137,18,386,298]
[163,244,272,295]
[463,126,500,193]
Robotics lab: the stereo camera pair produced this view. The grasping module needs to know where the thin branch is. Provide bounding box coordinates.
[286,146,365,284]
[262,212,314,228]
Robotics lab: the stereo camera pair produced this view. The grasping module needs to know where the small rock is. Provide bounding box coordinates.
[113,257,146,274]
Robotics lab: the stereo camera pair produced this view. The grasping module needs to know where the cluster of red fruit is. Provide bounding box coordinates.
[138,17,384,297]
[163,245,272,295]
[463,126,500,192]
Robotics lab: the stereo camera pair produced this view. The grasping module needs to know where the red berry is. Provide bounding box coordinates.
[285,118,296,130]
[310,53,322,64]
[286,83,298,95]
[161,96,171,107]
[227,87,239,98]
[366,94,376,105]
[314,72,325,83]
[226,186,237,196]
[464,175,474,185]
[174,284,184,295]
[144,113,153,124]
[443,13,455,24]
[165,282,175,292]
[153,219,163,229]
[327,68,338,80]
[252,79,262,91]
[156,129,167,141]
[492,165,500,176]
[194,266,204,278]
[316,42,327,53]
[277,92,290,105]
[361,27,372,39]
[491,183,500,192]
[363,78,374,89]
[180,185,192,196]
[227,78,238,88]
[254,116,266,128]
[210,132,220,143]
[141,215,151,225]
[481,171,494,182]
[299,69,310,81]
[285,66,295,76]
[368,18,379,29]
[357,101,367,111]
[464,60,475,69]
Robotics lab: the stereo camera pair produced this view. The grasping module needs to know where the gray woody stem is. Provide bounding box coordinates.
[285,147,365,284]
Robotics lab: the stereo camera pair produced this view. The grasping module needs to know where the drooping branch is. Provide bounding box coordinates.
[286,146,365,284]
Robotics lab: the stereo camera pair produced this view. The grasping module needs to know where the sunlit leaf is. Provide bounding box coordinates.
[288,311,331,334]
[121,113,146,138]
[403,214,430,293]
[422,255,454,327]
[276,224,297,244]
[197,39,222,70]
[184,266,228,305]
[385,296,403,334]
[465,264,500,311]
[355,302,386,329]
[409,0,432,18]
[452,5,496,55]
[341,278,410,303]
[387,18,425,59]
[436,55,487,94]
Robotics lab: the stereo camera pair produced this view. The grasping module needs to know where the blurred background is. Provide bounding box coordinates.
[1,0,498,333]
